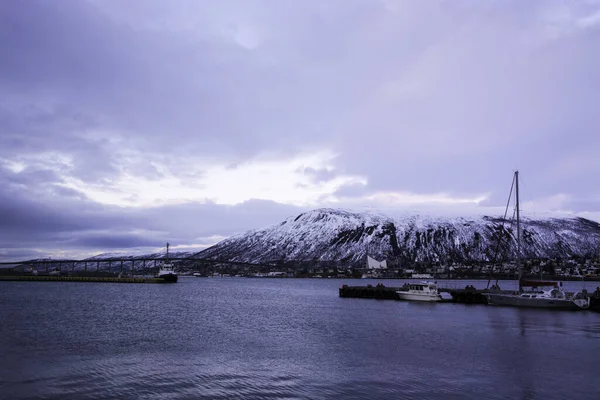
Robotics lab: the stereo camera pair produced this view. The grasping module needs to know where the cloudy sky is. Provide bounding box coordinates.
[1,0,599,260]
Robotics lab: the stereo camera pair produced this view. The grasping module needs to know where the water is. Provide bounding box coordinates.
[1,278,599,399]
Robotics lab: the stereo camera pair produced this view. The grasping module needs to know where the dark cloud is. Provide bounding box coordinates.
[0,173,305,260]
[0,0,337,159]
[64,232,165,249]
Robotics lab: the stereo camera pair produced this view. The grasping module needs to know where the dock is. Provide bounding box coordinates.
[339,284,600,309]
[338,283,400,299]
[0,275,171,284]
[338,284,491,303]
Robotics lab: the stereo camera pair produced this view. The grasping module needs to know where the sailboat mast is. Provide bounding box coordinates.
[515,171,522,289]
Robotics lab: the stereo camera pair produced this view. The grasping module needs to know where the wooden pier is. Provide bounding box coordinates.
[339,284,400,299]
[439,287,490,304]
[0,275,171,284]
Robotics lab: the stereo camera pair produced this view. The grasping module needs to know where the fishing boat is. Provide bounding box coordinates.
[396,281,442,302]
[485,171,589,310]
[155,242,178,283]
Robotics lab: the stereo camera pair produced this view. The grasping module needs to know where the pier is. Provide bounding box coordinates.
[338,283,400,299]
[0,275,170,283]
[339,284,600,310]
[338,284,491,303]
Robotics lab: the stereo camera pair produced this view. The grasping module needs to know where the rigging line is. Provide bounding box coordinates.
[496,207,518,287]
[487,173,516,288]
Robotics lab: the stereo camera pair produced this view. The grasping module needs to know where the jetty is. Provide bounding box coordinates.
[0,275,170,284]
[338,284,489,303]
[339,284,600,310]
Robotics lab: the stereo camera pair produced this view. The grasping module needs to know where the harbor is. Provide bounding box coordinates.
[339,282,600,310]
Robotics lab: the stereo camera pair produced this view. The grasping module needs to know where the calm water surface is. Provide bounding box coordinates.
[1,278,599,399]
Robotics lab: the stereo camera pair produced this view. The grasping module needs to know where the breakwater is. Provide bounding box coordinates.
[0,275,169,283]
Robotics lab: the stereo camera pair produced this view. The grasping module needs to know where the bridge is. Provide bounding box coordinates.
[0,257,274,276]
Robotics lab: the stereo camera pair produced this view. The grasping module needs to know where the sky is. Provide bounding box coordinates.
[1,0,600,261]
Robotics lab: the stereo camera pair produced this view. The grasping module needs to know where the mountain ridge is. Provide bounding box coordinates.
[193,208,600,267]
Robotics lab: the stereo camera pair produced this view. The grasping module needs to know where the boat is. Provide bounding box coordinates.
[485,171,589,310]
[487,279,589,309]
[396,281,442,302]
[155,242,178,283]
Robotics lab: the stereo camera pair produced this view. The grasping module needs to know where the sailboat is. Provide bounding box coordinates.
[485,171,589,310]
[155,242,178,283]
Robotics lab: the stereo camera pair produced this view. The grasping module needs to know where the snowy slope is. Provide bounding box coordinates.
[195,208,600,267]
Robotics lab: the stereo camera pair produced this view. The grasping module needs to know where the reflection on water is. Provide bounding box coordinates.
[486,306,600,400]
[1,278,599,399]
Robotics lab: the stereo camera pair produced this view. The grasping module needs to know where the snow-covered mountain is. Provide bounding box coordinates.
[194,208,600,267]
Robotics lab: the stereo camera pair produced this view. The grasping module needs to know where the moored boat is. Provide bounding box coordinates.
[155,242,178,283]
[486,279,589,310]
[485,171,588,310]
[396,281,442,302]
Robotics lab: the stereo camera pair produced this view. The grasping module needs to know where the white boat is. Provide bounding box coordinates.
[485,171,589,310]
[396,281,442,302]
[155,242,178,283]
[487,280,589,309]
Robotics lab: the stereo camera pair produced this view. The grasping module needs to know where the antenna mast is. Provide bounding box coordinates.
[515,171,521,291]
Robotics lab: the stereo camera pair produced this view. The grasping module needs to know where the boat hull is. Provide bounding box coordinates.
[396,292,442,302]
[486,293,588,310]
[157,273,178,283]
